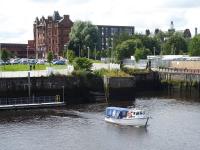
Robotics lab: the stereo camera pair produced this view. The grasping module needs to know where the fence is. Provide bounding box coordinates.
[0,95,62,106]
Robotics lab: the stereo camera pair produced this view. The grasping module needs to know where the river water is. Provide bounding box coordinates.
[0,94,200,150]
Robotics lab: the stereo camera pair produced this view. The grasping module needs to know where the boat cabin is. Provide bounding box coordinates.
[105,107,146,119]
[105,107,128,119]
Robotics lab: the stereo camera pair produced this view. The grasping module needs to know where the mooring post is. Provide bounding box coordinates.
[104,75,109,103]
[28,72,31,98]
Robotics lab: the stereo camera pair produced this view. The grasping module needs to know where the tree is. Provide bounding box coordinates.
[69,21,99,57]
[134,48,152,62]
[189,35,200,56]
[113,32,131,49]
[136,35,161,55]
[115,39,143,61]
[47,51,53,66]
[65,50,76,63]
[1,49,9,62]
[162,34,188,55]
[73,57,92,71]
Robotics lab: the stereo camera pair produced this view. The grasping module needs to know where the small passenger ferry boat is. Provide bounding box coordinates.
[105,107,149,127]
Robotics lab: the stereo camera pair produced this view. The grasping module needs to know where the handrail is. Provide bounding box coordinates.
[0,96,63,106]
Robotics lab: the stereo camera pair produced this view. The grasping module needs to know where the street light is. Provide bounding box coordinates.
[64,43,69,61]
[94,44,97,60]
[87,46,90,59]
[26,45,30,60]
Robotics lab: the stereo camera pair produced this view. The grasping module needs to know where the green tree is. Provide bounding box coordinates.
[113,32,131,49]
[134,48,152,62]
[73,57,92,71]
[66,50,76,63]
[162,34,187,55]
[115,39,143,61]
[47,51,53,66]
[1,49,9,62]
[69,21,99,57]
[189,35,200,56]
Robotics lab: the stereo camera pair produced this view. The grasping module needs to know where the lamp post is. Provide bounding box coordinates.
[94,44,97,60]
[78,45,80,57]
[62,86,64,102]
[64,44,68,60]
[87,46,90,59]
[27,45,30,60]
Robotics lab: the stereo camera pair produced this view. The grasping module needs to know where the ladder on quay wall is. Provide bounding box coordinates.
[0,95,65,110]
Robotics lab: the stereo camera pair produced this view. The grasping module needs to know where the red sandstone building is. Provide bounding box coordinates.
[33,11,73,59]
[0,41,35,58]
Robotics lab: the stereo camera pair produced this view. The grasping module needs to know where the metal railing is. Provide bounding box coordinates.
[158,67,200,74]
[0,95,62,106]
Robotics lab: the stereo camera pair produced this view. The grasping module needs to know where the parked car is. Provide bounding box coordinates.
[52,60,65,65]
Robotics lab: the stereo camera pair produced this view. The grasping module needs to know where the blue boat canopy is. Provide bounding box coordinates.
[105,107,128,119]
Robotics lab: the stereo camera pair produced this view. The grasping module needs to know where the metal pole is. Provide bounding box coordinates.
[0,43,1,60]
[95,45,96,60]
[67,45,69,61]
[28,72,31,98]
[62,86,64,102]
[27,46,29,60]
[87,47,90,59]
[79,45,80,57]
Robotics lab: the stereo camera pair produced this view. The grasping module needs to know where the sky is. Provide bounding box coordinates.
[1,0,200,43]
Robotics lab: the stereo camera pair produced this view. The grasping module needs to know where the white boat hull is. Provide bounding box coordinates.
[105,117,149,127]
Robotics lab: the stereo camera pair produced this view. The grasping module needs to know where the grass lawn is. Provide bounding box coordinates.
[0,64,68,71]
[0,64,46,71]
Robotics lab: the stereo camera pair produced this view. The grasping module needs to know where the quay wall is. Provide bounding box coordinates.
[0,72,160,103]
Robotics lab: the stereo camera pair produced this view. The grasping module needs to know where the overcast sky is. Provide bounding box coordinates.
[1,0,200,43]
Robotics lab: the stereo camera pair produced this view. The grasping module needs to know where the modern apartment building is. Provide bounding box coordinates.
[97,25,135,50]
[33,11,73,58]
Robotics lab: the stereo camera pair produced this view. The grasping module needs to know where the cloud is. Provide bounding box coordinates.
[0,0,200,43]
[161,0,200,8]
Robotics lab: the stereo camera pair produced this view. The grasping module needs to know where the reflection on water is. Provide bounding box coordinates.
[0,94,200,150]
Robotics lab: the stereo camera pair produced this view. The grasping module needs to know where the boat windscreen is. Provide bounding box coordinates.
[106,108,128,119]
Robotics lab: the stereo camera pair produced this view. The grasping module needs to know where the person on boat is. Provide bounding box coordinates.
[127,111,132,118]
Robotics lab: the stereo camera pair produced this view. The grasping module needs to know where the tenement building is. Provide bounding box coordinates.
[34,11,73,58]
[97,25,135,50]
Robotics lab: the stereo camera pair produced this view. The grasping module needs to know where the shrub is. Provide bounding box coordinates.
[73,57,92,71]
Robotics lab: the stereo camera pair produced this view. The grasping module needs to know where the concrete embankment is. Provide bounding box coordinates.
[158,69,200,100]
[0,72,161,104]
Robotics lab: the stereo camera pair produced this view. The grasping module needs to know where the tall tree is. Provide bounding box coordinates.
[134,48,152,62]
[162,34,187,55]
[69,21,99,57]
[47,51,53,66]
[1,49,9,62]
[189,35,200,56]
[115,39,143,61]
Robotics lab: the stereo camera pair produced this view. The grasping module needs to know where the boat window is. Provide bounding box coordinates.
[136,112,139,115]
[122,111,127,117]
[112,110,116,116]
[140,112,143,115]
